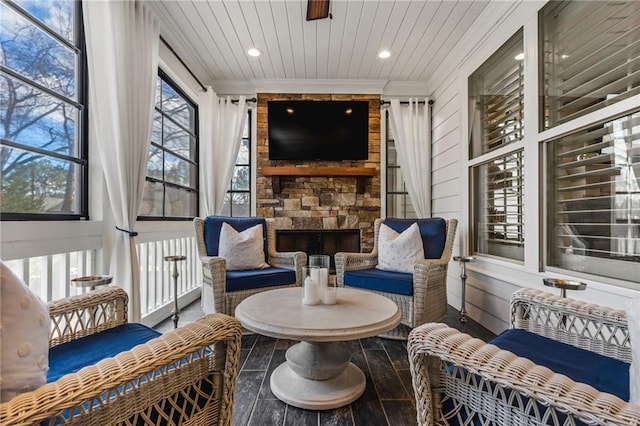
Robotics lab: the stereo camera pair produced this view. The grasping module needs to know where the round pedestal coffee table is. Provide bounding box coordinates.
[235,287,401,410]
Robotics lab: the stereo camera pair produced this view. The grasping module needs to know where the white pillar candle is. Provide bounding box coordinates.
[302,276,319,305]
[318,268,328,288]
[322,286,337,305]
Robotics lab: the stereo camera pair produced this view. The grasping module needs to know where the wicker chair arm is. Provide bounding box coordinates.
[510,288,631,362]
[0,314,242,426]
[269,251,307,286]
[48,286,128,347]
[335,252,378,286]
[408,323,640,426]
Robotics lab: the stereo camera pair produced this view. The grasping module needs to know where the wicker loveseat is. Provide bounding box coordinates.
[0,287,242,426]
[408,287,640,425]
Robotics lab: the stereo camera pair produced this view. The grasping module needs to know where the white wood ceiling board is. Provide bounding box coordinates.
[336,0,365,78]
[402,1,458,80]
[345,1,380,79]
[326,0,348,79]
[269,0,296,79]
[302,1,319,78]
[366,0,412,79]
[254,0,287,78]
[238,0,274,79]
[356,1,396,81]
[184,1,249,80]
[207,1,263,80]
[385,1,440,80]
[284,0,307,79]
[151,2,217,84]
[315,14,332,78]
[418,1,488,80]
[375,0,428,80]
[160,1,228,82]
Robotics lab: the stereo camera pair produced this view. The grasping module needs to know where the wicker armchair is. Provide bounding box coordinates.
[336,218,457,339]
[0,287,242,426]
[194,216,306,317]
[408,288,640,425]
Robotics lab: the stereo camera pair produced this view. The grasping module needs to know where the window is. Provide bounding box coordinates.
[546,111,639,282]
[469,29,525,261]
[542,1,639,285]
[540,1,640,130]
[1,0,87,219]
[472,150,524,260]
[220,111,251,217]
[385,111,416,218]
[139,70,198,219]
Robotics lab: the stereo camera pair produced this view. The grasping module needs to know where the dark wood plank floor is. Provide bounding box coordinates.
[155,301,495,426]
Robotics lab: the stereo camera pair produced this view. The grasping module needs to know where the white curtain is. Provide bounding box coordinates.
[83,1,160,321]
[199,89,248,216]
[388,98,432,218]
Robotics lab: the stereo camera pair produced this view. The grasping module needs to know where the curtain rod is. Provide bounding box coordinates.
[380,100,434,106]
[160,35,207,92]
[232,97,257,103]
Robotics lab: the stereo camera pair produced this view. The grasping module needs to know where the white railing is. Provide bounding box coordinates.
[4,251,97,303]
[137,236,201,319]
[4,235,201,325]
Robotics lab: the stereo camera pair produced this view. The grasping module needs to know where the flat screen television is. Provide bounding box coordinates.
[268,100,369,161]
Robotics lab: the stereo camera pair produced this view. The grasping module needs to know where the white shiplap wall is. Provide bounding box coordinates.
[428,1,640,334]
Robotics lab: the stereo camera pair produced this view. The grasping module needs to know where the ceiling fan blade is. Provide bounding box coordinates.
[306,0,330,21]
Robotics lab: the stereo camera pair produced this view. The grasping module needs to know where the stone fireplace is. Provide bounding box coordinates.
[256,93,381,252]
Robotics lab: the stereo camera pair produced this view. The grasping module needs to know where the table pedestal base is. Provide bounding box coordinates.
[271,362,365,410]
[270,341,365,410]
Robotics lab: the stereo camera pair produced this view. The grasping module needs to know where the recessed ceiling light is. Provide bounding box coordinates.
[378,50,391,59]
[514,52,524,61]
[247,48,261,57]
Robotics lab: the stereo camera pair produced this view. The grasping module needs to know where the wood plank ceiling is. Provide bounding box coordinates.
[148,0,490,87]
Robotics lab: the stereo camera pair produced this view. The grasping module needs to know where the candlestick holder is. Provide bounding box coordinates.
[164,255,187,328]
[453,255,475,331]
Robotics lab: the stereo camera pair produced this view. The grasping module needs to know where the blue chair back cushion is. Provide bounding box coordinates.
[48,323,161,382]
[344,268,413,296]
[383,218,446,259]
[226,267,296,292]
[203,216,268,258]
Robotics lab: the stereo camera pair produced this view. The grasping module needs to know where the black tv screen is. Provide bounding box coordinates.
[268,100,369,161]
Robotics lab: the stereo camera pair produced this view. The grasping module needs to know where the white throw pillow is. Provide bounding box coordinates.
[0,260,51,402]
[625,296,640,405]
[376,222,424,274]
[218,222,269,271]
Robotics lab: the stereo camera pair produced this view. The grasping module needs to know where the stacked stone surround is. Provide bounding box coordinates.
[256,93,381,252]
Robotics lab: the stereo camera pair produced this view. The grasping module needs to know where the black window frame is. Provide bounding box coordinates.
[0,0,89,221]
[138,69,199,221]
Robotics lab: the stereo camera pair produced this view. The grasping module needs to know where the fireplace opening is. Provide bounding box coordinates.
[276,229,360,273]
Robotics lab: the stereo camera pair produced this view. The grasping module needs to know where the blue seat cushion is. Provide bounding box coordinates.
[490,328,630,401]
[383,218,446,259]
[343,268,413,296]
[226,267,296,292]
[203,216,268,258]
[48,323,161,383]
